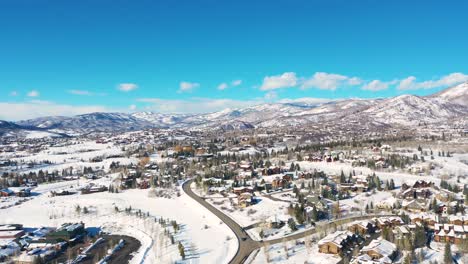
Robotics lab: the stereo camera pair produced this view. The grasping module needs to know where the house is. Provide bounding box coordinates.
[412,180,434,189]
[375,217,404,229]
[0,188,14,197]
[304,206,320,223]
[80,185,108,194]
[399,188,431,200]
[433,224,467,244]
[271,176,291,190]
[0,224,23,232]
[352,175,369,192]
[46,223,85,243]
[393,225,412,241]
[137,179,150,189]
[308,155,323,162]
[232,186,254,195]
[348,220,377,235]
[449,215,468,226]
[354,238,397,264]
[402,199,427,212]
[8,187,32,197]
[238,192,253,207]
[262,166,283,175]
[318,231,359,255]
[239,162,252,171]
[306,194,328,211]
[50,189,75,196]
[0,242,21,262]
[375,196,397,210]
[410,213,438,229]
[202,177,223,186]
[208,186,227,194]
[0,229,25,239]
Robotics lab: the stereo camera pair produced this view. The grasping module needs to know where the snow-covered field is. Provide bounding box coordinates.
[296,156,468,188]
[250,237,340,264]
[340,190,395,213]
[2,140,139,174]
[202,193,290,228]
[0,182,237,264]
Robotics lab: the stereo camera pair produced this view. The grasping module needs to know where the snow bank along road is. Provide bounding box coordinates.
[182,179,396,264]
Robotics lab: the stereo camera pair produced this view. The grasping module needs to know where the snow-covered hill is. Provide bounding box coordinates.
[131,112,192,127]
[431,82,468,106]
[18,112,155,134]
[362,94,467,126]
[0,120,68,138]
[6,82,468,137]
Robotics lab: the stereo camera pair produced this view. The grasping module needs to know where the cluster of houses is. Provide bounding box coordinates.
[0,223,86,263]
[397,180,464,214]
[318,217,404,263]
[119,163,161,190]
[338,174,369,194]
[428,215,468,245]
[0,187,32,198]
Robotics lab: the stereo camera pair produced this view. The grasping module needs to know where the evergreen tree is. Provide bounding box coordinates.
[288,219,297,231]
[444,242,452,264]
[403,254,411,264]
[432,198,439,214]
[311,206,319,222]
[413,226,426,248]
[340,170,346,183]
[178,242,186,260]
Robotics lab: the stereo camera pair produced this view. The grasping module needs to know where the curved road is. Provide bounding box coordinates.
[182,179,395,264]
[182,179,261,264]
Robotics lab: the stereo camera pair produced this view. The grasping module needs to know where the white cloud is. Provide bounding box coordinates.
[258,71,361,91]
[217,80,242,90]
[129,104,137,110]
[398,76,417,90]
[231,80,242,86]
[68,89,93,96]
[28,100,53,105]
[362,80,390,91]
[118,83,138,92]
[348,77,363,86]
[217,83,228,90]
[397,72,468,90]
[0,101,114,121]
[137,97,262,113]
[10,91,18,96]
[178,81,199,93]
[27,90,39,97]
[264,91,278,101]
[301,72,361,90]
[260,72,298,90]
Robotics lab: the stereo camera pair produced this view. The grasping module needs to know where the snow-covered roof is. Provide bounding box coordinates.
[361,238,396,258]
[318,230,353,247]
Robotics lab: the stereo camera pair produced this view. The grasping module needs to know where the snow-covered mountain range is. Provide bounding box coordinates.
[2,82,467,136]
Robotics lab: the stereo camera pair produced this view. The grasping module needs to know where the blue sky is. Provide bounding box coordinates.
[1,0,467,120]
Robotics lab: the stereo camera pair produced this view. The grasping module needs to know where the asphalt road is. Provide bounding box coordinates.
[182,179,261,264]
[182,179,395,264]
